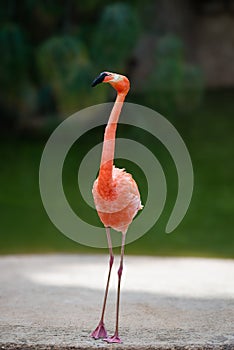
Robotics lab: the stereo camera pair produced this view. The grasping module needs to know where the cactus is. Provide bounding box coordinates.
[0,24,28,96]
[148,35,204,116]
[92,3,140,71]
[37,35,107,116]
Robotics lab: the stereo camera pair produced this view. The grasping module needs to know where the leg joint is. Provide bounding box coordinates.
[109,254,114,267]
[118,263,123,278]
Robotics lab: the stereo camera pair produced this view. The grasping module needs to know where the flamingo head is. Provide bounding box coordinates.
[91,71,130,94]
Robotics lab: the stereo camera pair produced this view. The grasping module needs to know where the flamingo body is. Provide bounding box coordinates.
[93,165,142,233]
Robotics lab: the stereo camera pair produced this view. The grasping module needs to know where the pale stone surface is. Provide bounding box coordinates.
[0,254,234,349]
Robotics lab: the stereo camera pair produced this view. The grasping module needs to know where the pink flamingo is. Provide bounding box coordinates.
[90,72,142,343]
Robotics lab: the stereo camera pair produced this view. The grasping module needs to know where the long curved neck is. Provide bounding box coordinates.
[97,92,126,196]
[101,93,126,169]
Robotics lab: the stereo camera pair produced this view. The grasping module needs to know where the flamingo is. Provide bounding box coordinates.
[90,71,143,343]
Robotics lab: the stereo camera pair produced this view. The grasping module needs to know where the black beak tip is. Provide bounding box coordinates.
[91,80,98,87]
[91,72,108,87]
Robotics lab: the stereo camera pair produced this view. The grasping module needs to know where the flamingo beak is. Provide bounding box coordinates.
[91,72,109,87]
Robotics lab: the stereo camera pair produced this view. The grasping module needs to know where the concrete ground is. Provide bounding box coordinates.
[0,254,233,350]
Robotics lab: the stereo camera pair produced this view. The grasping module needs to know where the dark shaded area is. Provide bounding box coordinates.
[0,1,234,257]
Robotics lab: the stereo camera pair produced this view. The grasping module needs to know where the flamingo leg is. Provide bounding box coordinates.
[104,232,126,343]
[91,227,114,339]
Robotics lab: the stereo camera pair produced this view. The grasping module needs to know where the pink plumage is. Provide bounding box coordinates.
[93,166,142,233]
[90,71,142,343]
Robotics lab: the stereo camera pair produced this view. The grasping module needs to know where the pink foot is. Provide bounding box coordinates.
[104,334,122,343]
[91,322,108,339]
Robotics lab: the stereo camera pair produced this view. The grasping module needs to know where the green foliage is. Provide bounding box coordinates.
[0,2,141,123]
[36,1,141,117]
[175,64,204,114]
[0,24,37,123]
[92,2,140,71]
[38,36,88,81]
[0,24,28,92]
[148,35,204,116]
[0,2,205,126]
[37,35,107,115]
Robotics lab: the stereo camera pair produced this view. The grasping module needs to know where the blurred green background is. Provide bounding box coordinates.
[0,0,233,257]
